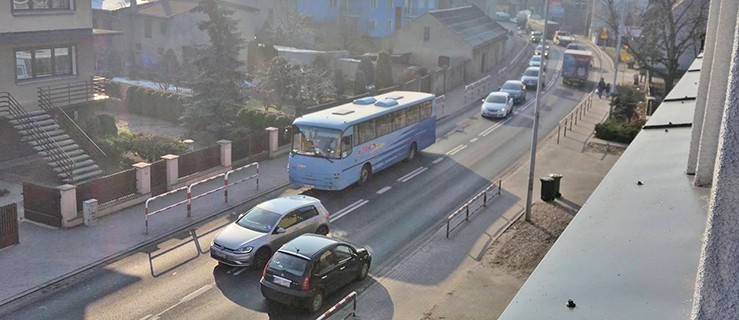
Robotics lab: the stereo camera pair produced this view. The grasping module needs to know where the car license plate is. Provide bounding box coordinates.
[273,276,291,287]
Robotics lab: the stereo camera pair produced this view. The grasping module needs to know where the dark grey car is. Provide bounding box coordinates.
[499,80,527,104]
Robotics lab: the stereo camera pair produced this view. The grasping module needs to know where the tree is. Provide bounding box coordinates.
[610,85,644,122]
[154,48,181,92]
[181,0,245,138]
[254,56,292,108]
[595,0,643,46]
[270,2,315,48]
[358,57,374,87]
[354,70,367,95]
[290,65,334,107]
[628,0,708,93]
[374,51,393,89]
[333,69,346,95]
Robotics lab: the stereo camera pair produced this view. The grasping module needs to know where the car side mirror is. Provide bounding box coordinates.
[274,227,286,234]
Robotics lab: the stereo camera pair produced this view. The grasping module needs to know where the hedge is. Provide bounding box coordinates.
[594,119,646,144]
[125,86,187,123]
[105,80,122,99]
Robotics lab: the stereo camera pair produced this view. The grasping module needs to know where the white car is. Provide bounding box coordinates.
[521,67,545,88]
[529,55,547,71]
[210,196,330,269]
[481,92,514,118]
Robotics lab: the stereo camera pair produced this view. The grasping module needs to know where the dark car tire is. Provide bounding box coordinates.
[357,262,370,281]
[253,248,271,270]
[316,225,329,236]
[308,290,325,313]
[358,164,371,186]
[405,142,418,162]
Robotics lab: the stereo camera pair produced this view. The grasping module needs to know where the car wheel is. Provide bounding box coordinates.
[316,225,329,236]
[357,262,369,281]
[358,164,371,186]
[308,290,325,313]
[253,248,271,270]
[405,142,418,162]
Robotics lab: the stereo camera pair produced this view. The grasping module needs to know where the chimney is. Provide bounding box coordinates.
[130,0,138,13]
[162,0,172,16]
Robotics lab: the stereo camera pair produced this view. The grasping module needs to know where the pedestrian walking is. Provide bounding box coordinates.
[597,78,606,98]
[634,73,640,86]
[605,83,612,98]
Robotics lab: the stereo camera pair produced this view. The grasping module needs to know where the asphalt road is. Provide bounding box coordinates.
[0,42,609,320]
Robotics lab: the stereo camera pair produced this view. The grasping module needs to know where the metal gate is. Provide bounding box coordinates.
[0,203,19,249]
[150,160,168,196]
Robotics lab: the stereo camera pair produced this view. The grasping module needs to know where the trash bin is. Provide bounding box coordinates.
[540,176,556,201]
[548,173,563,198]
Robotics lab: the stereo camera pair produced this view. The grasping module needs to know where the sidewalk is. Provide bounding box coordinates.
[339,76,623,319]
[0,32,533,309]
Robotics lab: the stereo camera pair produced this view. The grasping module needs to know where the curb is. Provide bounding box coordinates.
[0,183,290,309]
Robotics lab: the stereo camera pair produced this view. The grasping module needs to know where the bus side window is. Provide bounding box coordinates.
[341,135,352,158]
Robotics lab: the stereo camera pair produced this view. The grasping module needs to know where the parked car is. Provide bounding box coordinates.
[260,234,372,313]
[554,30,574,47]
[495,12,511,22]
[530,31,543,43]
[210,196,330,269]
[535,45,550,59]
[521,67,545,88]
[499,80,527,104]
[481,92,514,118]
[529,55,547,71]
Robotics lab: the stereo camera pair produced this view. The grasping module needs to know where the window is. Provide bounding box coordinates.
[329,0,338,7]
[393,109,407,129]
[92,18,98,28]
[387,19,393,30]
[12,0,72,11]
[341,135,353,158]
[429,0,436,8]
[370,0,377,9]
[376,113,394,137]
[15,46,74,81]
[369,19,376,31]
[406,105,420,124]
[332,245,354,263]
[355,120,376,146]
[297,206,319,221]
[157,47,164,55]
[135,43,142,53]
[387,0,393,8]
[423,26,430,41]
[419,100,432,119]
[144,19,152,38]
[104,19,113,30]
[277,212,301,229]
[160,21,167,35]
[404,0,412,14]
[418,0,425,10]
[315,250,338,274]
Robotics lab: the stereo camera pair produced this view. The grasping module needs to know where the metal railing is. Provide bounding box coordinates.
[144,162,259,234]
[0,92,76,182]
[37,76,106,108]
[557,91,595,144]
[446,180,503,238]
[38,89,107,162]
[315,291,357,320]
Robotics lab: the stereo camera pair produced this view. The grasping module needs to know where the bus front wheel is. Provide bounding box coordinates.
[358,164,372,186]
[405,142,418,162]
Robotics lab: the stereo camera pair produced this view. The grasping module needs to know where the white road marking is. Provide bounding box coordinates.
[397,167,426,181]
[432,157,444,164]
[398,167,428,182]
[330,199,369,222]
[232,268,247,276]
[469,137,478,143]
[446,144,468,156]
[150,284,214,319]
[138,315,154,320]
[376,186,391,194]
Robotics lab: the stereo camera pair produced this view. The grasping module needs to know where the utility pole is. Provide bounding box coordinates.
[524,0,549,222]
[611,0,626,96]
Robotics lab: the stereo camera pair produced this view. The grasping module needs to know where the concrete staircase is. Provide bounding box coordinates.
[0,93,103,184]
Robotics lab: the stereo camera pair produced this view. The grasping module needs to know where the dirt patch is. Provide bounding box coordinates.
[484,202,574,278]
[584,140,626,155]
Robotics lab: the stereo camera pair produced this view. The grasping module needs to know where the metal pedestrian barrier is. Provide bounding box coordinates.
[144,162,259,234]
[557,91,595,144]
[315,291,357,320]
[446,180,503,238]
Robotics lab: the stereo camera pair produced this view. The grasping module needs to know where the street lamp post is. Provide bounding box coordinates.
[524,0,549,222]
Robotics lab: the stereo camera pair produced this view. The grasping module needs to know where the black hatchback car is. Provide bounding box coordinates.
[260,234,371,313]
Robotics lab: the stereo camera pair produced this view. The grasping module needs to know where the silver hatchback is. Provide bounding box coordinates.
[210,195,330,269]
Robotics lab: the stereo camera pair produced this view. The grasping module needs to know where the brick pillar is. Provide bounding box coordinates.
[132,162,151,194]
[218,140,232,167]
[266,127,278,159]
[58,184,77,228]
[161,154,179,190]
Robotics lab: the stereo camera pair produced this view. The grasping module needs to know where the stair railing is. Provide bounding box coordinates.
[0,92,76,183]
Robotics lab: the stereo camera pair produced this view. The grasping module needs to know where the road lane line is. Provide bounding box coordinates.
[469,137,478,143]
[432,157,444,164]
[232,268,247,276]
[138,315,153,320]
[376,186,391,194]
[399,167,428,182]
[152,284,215,319]
[447,145,467,156]
[330,200,369,222]
[397,167,426,181]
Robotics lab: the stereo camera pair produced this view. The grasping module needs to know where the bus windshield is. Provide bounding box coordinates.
[292,125,342,159]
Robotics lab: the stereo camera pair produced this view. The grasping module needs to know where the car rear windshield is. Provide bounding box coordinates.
[486,95,507,103]
[531,56,541,62]
[502,82,521,90]
[236,207,281,233]
[524,69,539,76]
[268,252,309,277]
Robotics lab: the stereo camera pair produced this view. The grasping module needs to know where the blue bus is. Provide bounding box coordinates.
[288,91,436,191]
